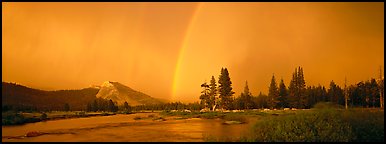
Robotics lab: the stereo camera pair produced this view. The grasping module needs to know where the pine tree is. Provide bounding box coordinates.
[200,81,210,109]
[209,76,217,111]
[64,103,70,111]
[108,100,117,112]
[298,67,307,108]
[288,68,297,108]
[123,101,132,113]
[238,81,252,110]
[288,66,306,108]
[268,74,279,109]
[328,81,337,103]
[278,78,288,108]
[218,68,235,110]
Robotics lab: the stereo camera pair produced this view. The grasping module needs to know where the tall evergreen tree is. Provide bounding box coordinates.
[108,100,118,112]
[288,68,298,108]
[298,67,307,108]
[370,78,380,108]
[238,81,253,110]
[64,103,70,111]
[123,101,132,112]
[218,68,235,110]
[209,76,217,110]
[288,67,306,108]
[278,78,288,108]
[200,81,210,108]
[268,74,279,109]
[256,92,268,109]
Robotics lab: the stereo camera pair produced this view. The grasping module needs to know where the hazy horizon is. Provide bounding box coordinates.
[2,2,384,103]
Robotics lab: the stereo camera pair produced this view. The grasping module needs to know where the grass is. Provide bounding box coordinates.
[202,104,384,142]
[342,108,384,142]
[249,109,354,142]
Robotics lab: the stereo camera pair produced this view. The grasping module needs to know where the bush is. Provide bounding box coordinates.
[250,109,354,142]
[40,113,47,120]
[200,112,224,119]
[2,112,26,125]
[76,111,87,117]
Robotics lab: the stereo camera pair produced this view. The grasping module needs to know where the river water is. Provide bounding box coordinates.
[2,113,258,142]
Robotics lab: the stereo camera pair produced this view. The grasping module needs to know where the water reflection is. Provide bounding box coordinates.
[2,113,257,142]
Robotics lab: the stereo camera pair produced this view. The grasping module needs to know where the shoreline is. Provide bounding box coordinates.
[2,111,119,126]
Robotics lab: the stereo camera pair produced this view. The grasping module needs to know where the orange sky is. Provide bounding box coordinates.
[2,2,384,102]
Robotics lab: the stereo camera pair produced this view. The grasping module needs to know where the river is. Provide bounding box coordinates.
[2,113,258,142]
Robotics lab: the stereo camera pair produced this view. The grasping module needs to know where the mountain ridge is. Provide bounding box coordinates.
[2,81,166,111]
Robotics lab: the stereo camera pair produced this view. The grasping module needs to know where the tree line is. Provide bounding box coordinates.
[199,67,384,110]
[86,98,119,112]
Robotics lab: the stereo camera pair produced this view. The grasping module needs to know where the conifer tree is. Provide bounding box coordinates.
[218,68,235,110]
[268,74,279,109]
[278,78,288,108]
[209,76,217,110]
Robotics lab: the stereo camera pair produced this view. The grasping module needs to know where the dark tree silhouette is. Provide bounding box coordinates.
[268,74,279,109]
[64,103,70,111]
[218,68,235,110]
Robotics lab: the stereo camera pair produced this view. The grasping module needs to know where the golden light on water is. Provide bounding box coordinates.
[2,2,384,102]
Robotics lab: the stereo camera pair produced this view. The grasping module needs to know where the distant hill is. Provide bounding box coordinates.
[96,81,164,106]
[2,81,166,111]
[2,82,99,111]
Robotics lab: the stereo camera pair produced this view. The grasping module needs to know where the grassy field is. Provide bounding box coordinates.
[159,103,383,142]
[200,104,384,142]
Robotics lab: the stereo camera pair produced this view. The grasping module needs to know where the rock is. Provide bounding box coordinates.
[26,131,43,137]
[284,108,290,111]
[183,109,191,113]
[263,108,271,111]
[291,108,297,111]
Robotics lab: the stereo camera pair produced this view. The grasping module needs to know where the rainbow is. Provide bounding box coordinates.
[171,3,202,102]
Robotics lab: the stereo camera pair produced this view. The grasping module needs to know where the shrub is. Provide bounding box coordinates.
[40,113,47,120]
[76,111,87,117]
[313,102,344,109]
[2,111,26,125]
[200,112,224,119]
